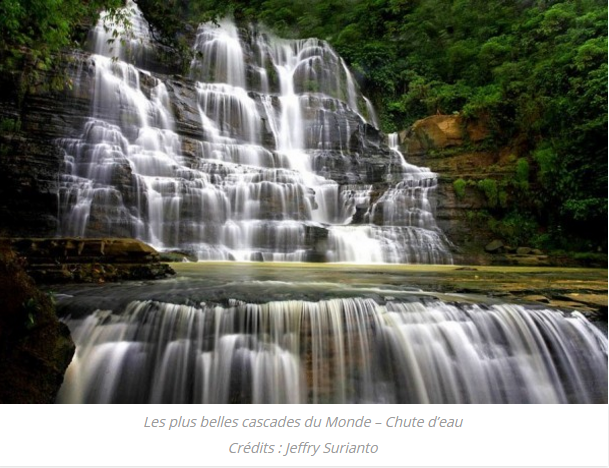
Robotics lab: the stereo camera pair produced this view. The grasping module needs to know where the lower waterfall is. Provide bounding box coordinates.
[57,295,607,404]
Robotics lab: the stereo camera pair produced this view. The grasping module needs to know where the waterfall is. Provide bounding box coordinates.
[57,298,608,404]
[49,4,606,408]
[57,4,452,263]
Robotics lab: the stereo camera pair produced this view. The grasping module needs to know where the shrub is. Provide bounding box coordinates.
[453,178,467,199]
[477,178,498,207]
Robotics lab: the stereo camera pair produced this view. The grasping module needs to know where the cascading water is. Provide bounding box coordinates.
[328,135,449,263]
[50,4,606,407]
[57,4,452,263]
[57,295,607,404]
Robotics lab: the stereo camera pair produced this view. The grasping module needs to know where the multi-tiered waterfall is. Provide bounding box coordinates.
[57,3,451,263]
[52,5,607,405]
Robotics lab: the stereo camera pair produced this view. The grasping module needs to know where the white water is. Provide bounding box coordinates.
[58,298,608,404]
[52,7,605,405]
[57,5,451,263]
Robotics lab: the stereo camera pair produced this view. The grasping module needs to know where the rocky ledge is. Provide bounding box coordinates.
[6,238,175,283]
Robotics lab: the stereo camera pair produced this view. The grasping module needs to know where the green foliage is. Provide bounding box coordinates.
[487,212,539,247]
[512,158,530,192]
[0,118,21,133]
[477,179,499,208]
[0,0,123,57]
[453,178,467,199]
[571,252,608,264]
[0,0,125,94]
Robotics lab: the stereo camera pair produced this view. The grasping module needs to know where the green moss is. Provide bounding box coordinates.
[302,79,319,93]
[487,212,539,246]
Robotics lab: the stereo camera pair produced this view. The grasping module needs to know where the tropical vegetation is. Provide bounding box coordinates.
[1,0,606,251]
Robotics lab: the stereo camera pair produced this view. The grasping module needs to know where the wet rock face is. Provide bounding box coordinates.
[0,242,75,403]
[0,55,93,238]
[0,133,63,237]
[399,115,513,264]
[0,11,452,264]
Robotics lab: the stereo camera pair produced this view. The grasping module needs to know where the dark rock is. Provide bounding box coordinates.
[516,247,532,255]
[250,252,264,262]
[304,250,328,263]
[350,206,367,224]
[0,241,75,403]
[159,249,199,262]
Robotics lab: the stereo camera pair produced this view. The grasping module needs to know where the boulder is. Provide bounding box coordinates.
[485,240,504,253]
[250,251,264,262]
[401,115,489,153]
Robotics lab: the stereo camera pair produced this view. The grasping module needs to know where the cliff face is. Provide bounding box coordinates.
[0,50,395,247]
[0,64,511,264]
[399,115,521,264]
[1,86,63,236]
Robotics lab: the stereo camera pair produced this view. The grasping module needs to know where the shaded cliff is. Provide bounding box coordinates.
[400,115,535,264]
[0,242,74,403]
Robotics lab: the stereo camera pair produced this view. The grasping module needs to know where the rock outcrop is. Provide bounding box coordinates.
[0,51,93,237]
[0,241,74,403]
[400,114,487,153]
[6,238,175,283]
[399,115,524,264]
